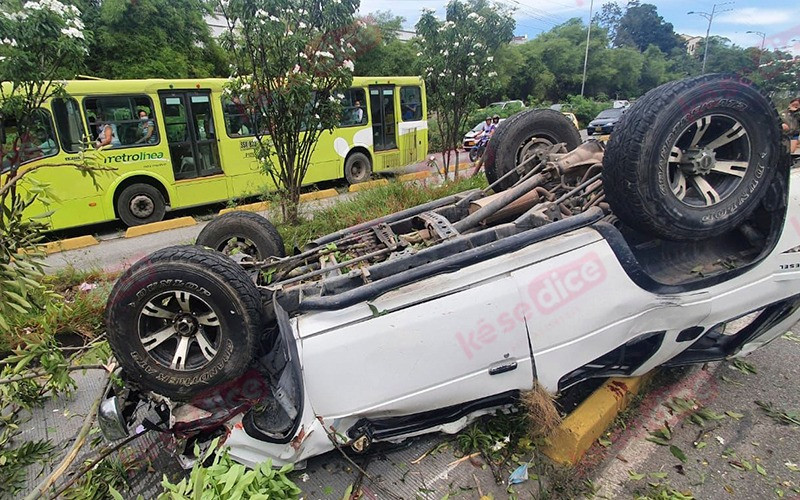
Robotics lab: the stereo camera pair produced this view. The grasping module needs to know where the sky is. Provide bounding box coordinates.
[357,0,800,51]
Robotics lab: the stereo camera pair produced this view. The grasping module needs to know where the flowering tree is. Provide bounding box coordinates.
[416,0,514,177]
[0,1,105,494]
[218,0,360,223]
[0,0,94,332]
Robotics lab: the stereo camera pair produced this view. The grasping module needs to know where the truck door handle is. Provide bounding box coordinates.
[489,359,518,375]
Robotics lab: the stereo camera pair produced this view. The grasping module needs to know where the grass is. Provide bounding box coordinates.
[1,267,116,352]
[274,176,487,252]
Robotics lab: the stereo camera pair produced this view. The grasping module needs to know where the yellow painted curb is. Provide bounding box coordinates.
[398,171,431,183]
[43,235,99,255]
[541,372,654,465]
[348,179,389,192]
[299,189,339,202]
[124,216,197,238]
[219,201,270,215]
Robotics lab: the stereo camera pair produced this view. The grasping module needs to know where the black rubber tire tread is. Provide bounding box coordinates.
[603,74,784,241]
[196,211,286,260]
[483,110,532,186]
[106,245,265,401]
[344,152,372,184]
[116,183,166,227]
[484,109,582,191]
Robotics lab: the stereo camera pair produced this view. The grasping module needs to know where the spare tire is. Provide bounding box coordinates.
[484,109,582,191]
[196,211,285,261]
[106,246,265,401]
[603,74,784,241]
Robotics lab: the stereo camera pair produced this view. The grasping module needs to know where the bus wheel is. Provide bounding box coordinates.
[117,183,166,227]
[196,211,285,262]
[345,152,372,184]
[105,245,263,401]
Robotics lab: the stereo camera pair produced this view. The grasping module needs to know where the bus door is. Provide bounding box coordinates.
[369,86,400,169]
[158,91,228,202]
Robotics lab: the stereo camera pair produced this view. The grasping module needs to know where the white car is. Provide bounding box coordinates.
[100,75,799,469]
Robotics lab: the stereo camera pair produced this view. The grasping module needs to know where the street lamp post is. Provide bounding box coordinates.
[580,0,594,97]
[746,30,766,67]
[688,2,734,74]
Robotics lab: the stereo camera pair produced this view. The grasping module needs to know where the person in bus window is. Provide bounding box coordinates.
[136,110,156,144]
[95,112,121,148]
[352,100,364,124]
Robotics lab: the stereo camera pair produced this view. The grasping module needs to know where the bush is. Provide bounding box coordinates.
[158,438,300,499]
[562,95,612,128]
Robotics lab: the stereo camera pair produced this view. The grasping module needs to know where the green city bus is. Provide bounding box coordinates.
[1,76,428,230]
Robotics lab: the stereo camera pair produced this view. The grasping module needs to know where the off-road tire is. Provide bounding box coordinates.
[196,211,286,261]
[484,109,582,191]
[344,152,372,184]
[603,74,784,240]
[116,183,166,227]
[106,246,264,401]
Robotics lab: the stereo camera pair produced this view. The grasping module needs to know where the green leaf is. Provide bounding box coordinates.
[757,463,767,476]
[647,436,671,446]
[726,411,744,420]
[670,445,688,463]
[695,441,707,450]
[628,470,645,481]
[598,437,612,447]
[108,486,125,500]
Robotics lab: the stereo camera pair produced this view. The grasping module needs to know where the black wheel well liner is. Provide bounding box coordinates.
[590,161,790,295]
[113,175,170,217]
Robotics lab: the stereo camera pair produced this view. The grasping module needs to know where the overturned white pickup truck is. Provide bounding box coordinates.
[100,75,800,468]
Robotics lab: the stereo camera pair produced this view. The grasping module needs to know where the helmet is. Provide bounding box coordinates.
[485,116,492,121]
[492,114,500,119]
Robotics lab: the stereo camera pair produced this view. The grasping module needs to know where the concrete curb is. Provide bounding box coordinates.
[299,188,339,202]
[397,171,432,182]
[348,178,389,192]
[219,201,270,215]
[542,372,654,465]
[43,235,99,255]
[124,216,197,238]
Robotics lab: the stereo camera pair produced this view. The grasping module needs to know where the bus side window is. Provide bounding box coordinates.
[83,95,159,148]
[52,97,85,153]
[339,88,366,127]
[2,109,59,170]
[400,86,423,121]
[222,96,255,137]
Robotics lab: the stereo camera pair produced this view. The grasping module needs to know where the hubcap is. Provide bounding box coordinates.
[138,290,221,372]
[130,194,155,218]
[518,137,553,172]
[350,161,367,181]
[667,114,751,208]
[220,236,259,260]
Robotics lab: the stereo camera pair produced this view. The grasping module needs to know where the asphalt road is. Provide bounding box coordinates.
[590,327,800,499]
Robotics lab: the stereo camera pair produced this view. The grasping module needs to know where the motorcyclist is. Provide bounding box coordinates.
[781,98,800,153]
[474,116,495,141]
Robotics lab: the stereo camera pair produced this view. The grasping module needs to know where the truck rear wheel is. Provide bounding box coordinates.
[484,110,581,192]
[196,211,285,261]
[106,246,264,401]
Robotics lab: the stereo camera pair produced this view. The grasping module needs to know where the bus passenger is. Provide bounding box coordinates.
[95,113,121,149]
[136,110,156,144]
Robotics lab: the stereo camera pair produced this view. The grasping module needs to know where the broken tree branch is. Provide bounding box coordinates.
[0,364,105,385]
[23,372,111,500]
[45,427,151,500]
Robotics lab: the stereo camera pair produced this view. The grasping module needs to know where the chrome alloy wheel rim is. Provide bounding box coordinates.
[667,114,751,208]
[137,290,221,371]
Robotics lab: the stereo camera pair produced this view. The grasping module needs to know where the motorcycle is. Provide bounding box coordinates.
[469,133,490,162]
